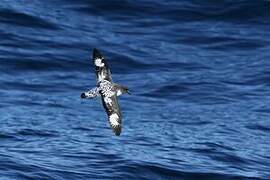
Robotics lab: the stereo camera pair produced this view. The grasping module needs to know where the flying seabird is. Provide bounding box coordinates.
[81,48,130,136]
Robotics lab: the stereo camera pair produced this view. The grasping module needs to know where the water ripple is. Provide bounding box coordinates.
[0,0,270,179]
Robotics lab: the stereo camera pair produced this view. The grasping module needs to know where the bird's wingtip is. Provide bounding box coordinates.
[114,127,121,136]
[93,48,103,59]
[81,92,86,98]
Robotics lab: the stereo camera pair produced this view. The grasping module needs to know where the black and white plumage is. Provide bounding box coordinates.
[81,48,130,136]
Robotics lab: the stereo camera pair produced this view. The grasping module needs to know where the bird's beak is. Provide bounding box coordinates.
[127,90,131,95]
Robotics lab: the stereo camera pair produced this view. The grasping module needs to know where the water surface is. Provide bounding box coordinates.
[0,0,270,179]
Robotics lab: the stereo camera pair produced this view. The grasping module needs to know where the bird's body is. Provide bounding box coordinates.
[81,49,129,136]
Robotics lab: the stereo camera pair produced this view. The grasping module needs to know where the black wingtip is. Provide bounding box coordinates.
[114,130,121,136]
[81,93,86,98]
[93,48,103,59]
[113,126,121,136]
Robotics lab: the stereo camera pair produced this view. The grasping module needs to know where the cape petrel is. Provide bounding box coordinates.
[81,48,130,136]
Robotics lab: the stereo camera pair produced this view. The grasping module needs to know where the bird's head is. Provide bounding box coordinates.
[123,87,131,95]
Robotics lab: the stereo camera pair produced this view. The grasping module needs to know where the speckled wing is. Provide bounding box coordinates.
[93,48,112,83]
[101,93,122,136]
[81,87,100,99]
[92,49,122,136]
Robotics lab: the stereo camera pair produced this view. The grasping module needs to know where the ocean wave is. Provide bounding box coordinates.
[0,8,60,30]
[0,0,269,179]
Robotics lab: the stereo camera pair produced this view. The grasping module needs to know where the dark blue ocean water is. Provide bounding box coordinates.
[0,0,270,179]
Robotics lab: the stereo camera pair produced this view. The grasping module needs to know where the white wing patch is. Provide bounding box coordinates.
[109,113,119,127]
[95,58,104,67]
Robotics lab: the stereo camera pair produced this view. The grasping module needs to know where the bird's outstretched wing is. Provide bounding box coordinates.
[81,87,100,99]
[93,49,122,136]
[101,93,122,136]
[93,48,112,83]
